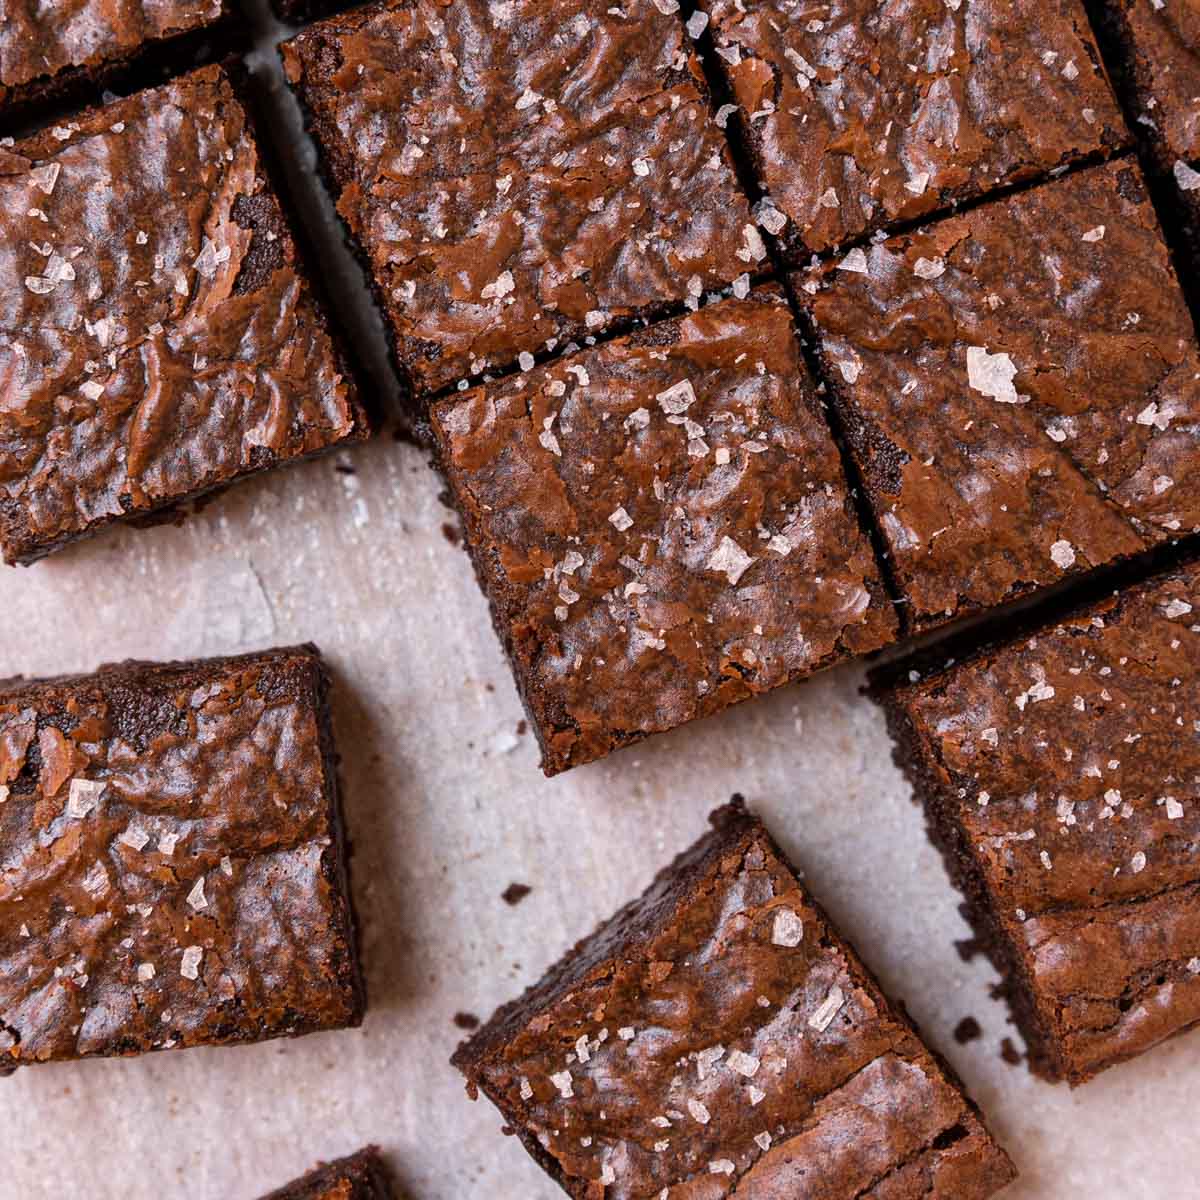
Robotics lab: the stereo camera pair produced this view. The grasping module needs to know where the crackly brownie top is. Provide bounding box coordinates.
[1107,0,1200,165]
[0,0,226,96]
[0,64,366,565]
[0,646,361,1069]
[282,0,756,398]
[700,0,1126,256]
[798,159,1200,632]
[260,1146,395,1200]
[887,563,1200,1080]
[455,803,1015,1199]
[430,290,896,774]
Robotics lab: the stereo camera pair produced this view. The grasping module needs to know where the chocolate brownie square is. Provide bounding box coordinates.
[453,799,1017,1198]
[0,1,236,126]
[260,1146,396,1199]
[428,288,897,774]
[0,645,364,1071]
[281,0,759,401]
[874,561,1200,1085]
[796,158,1200,634]
[0,64,370,566]
[698,0,1127,258]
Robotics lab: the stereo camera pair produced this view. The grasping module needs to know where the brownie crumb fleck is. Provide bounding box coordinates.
[954,1016,983,1044]
[502,883,532,907]
[454,1012,481,1031]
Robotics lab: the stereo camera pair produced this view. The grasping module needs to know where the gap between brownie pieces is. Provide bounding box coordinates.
[0,9,246,140]
[236,0,412,437]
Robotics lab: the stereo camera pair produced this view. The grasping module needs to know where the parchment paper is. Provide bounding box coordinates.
[1,5,1196,1197]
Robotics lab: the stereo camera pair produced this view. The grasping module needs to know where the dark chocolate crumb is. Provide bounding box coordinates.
[441,521,461,546]
[953,1016,982,1044]
[502,883,532,907]
[453,1012,481,1031]
[1000,1037,1023,1066]
[516,719,528,737]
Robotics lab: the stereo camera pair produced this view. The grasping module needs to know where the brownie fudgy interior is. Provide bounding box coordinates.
[454,799,1016,1198]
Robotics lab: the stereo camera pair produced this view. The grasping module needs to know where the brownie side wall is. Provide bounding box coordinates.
[308,650,368,1028]
[874,688,1070,1084]
[279,24,419,412]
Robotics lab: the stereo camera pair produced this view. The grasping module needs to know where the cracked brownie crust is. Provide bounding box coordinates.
[429,288,897,775]
[0,645,364,1072]
[796,158,1200,634]
[281,0,758,401]
[453,799,1016,1199]
[875,562,1200,1085]
[0,64,369,566]
[700,0,1127,258]
[260,1146,397,1200]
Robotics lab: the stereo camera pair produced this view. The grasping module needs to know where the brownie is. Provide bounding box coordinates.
[874,560,1200,1085]
[0,64,371,567]
[0,1,235,126]
[259,1146,396,1200]
[453,799,1017,1198]
[795,157,1200,635]
[281,0,758,401]
[0,644,364,1072]
[428,288,897,775]
[698,0,1128,259]
[1086,1,1200,301]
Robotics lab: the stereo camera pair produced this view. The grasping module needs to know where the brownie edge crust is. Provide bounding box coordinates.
[258,1145,397,1200]
[453,799,1016,1199]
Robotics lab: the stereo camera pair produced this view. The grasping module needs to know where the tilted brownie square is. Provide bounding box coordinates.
[698,0,1127,258]
[874,561,1200,1085]
[796,158,1200,634]
[0,645,364,1071]
[0,1,236,126]
[0,64,370,566]
[453,799,1016,1198]
[281,0,759,401]
[259,1146,396,1200]
[429,288,897,774]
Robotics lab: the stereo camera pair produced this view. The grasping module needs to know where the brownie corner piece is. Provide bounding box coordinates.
[259,1146,396,1200]
[0,643,364,1072]
[873,561,1200,1085]
[795,157,1200,634]
[429,288,897,774]
[453,798,1016,1198]
[700,0,1127,258]
[280,0,757,401]
[0,63,369,567]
